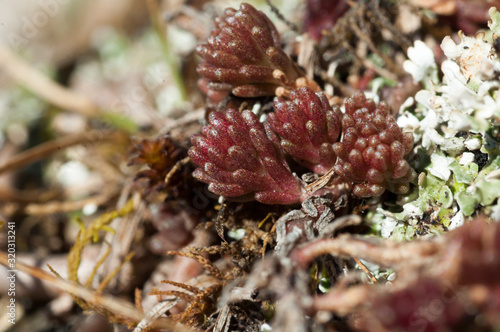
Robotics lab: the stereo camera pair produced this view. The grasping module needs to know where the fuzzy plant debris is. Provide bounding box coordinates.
[372,8,500,240]
[291,216,500,331]
[129,135,186,194]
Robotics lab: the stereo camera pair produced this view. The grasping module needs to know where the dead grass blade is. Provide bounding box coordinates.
[0,43,99,116]
[0,251,142,321]
[0,132,118,175]
[0,252,196,331]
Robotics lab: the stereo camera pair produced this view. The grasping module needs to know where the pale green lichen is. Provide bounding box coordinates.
[370,7,500,239]
[415,173,454,211]
[455,156,500,216]
[449,159,478,184]
[488,7,500,36]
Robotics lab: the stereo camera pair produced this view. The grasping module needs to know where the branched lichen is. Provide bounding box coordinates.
[65,199,135,315]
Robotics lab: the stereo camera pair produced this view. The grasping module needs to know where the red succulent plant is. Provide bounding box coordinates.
[269,87,342,175]
[192,3,417,203]
[333,92,416,197]
[196,3,304,98]
[188,109,304,205]
[305,0,349,41]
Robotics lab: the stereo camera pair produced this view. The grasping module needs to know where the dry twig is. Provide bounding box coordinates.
[0,132,118,175]
[0,252,143,322]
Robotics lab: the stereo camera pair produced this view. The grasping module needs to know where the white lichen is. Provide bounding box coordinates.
[403,40,438,87]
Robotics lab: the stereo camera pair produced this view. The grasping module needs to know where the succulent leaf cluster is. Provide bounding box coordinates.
[188,109,304,205]
[333,92,416,197]
[269,87,342,175]
[196,3,302,98]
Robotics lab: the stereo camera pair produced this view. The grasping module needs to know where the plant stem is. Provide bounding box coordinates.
[146,0,188,103]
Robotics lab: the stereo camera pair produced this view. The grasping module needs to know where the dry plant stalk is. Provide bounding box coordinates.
[0,43,99,116]
[0,252,142,324]
[53,198,149,326]
[0,132,119,175]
